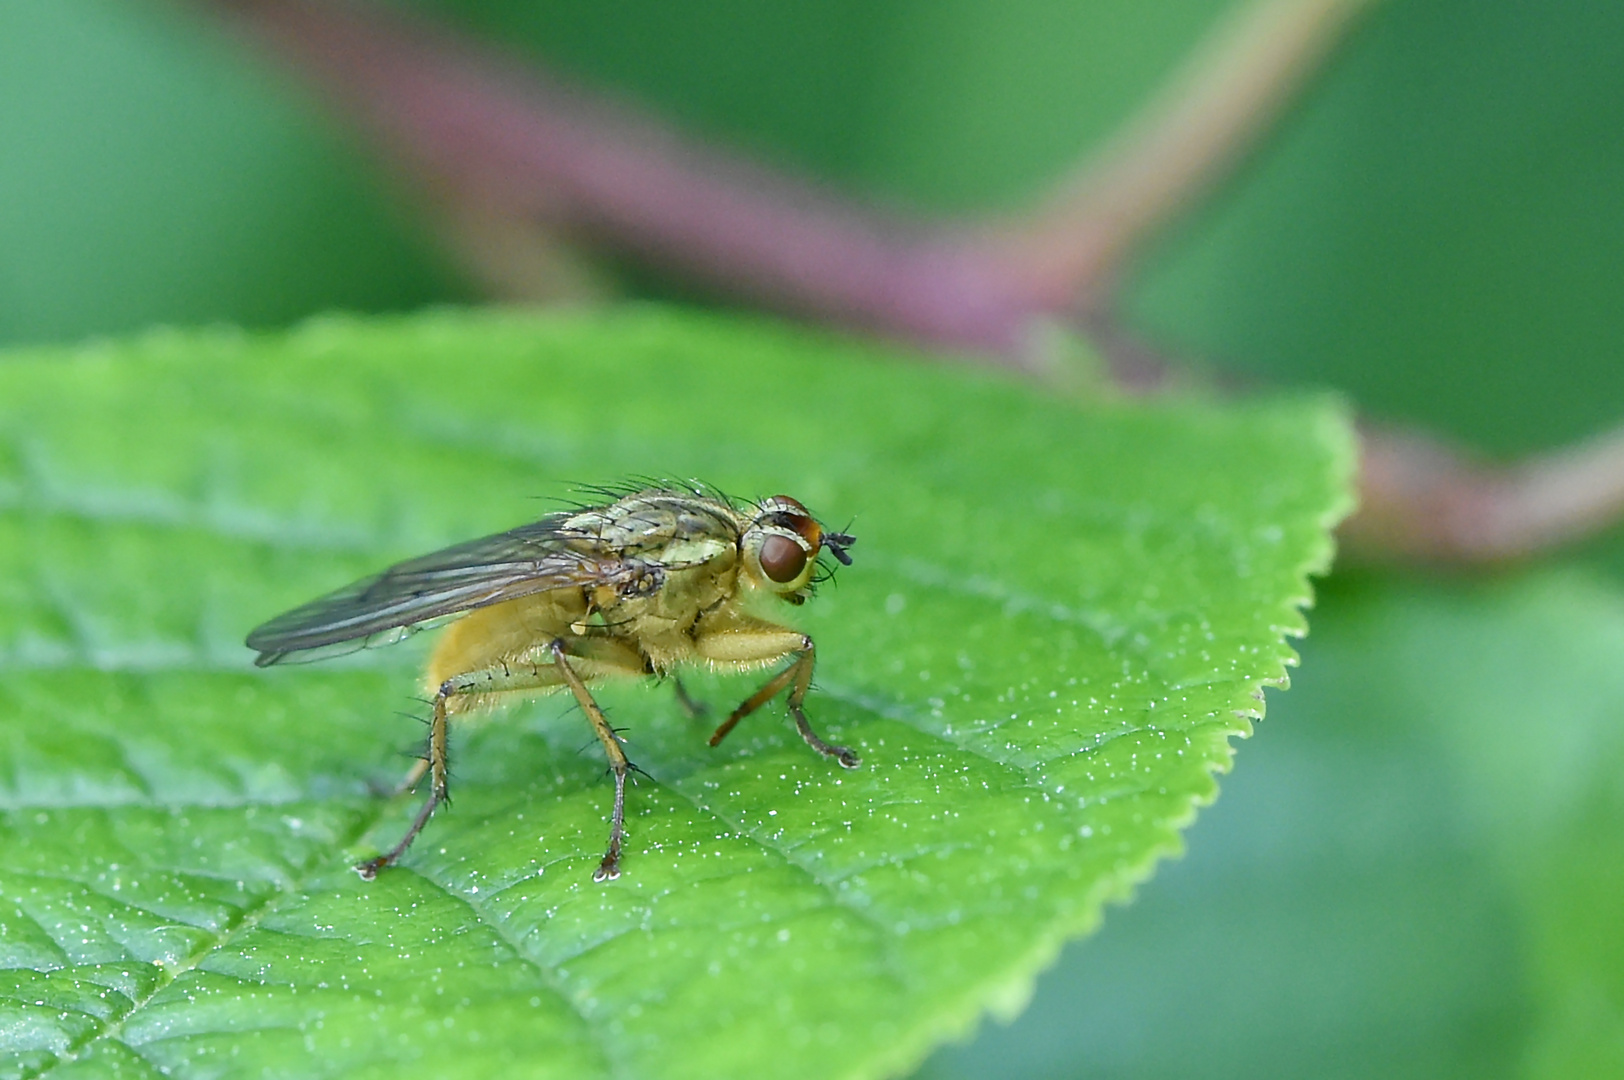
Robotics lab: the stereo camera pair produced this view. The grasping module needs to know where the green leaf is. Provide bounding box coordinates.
[919,568,1624,1079]
[1308,571,1624,1078]
[0,309,1352,1078]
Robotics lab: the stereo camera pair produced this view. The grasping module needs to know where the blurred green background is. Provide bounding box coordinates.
[4,0,1623,1076]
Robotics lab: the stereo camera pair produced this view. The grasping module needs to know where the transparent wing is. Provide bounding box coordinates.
[243,618,459,667]
[246,516,614,667]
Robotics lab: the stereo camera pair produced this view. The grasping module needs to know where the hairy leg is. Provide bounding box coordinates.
[358,637,643,880]
[543,641,639,880]
[356,684,453,880]
[695,629,860,769]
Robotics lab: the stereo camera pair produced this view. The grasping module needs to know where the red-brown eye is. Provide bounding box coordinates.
[759,534,808,583]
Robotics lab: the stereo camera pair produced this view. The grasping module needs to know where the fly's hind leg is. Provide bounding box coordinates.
[698,629,860,769]
[357,686,453,880]
[356,638,643,882]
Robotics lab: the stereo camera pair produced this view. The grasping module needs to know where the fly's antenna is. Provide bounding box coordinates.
[821,529,856,566]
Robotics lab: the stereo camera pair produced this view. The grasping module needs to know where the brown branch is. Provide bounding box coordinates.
[1347,423,1624,562]
[201,0,1624,562]
[1033,322,1624,564]
[203,0,1370,369]
[1000,0,1383,310]
[205,0,1048,366]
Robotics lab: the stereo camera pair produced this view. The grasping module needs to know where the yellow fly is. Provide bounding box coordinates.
[246,485,857,882]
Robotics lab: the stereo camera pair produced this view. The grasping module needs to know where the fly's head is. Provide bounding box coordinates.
[740,495,856,606]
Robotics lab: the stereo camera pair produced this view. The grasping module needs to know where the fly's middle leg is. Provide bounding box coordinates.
[548,640,634,882]
[356,644,629,880]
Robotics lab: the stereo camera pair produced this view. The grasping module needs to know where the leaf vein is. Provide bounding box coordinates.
[393,869,626,1080]
[23,808,388,1078]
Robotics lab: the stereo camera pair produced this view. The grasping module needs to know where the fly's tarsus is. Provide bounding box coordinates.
[672,677,709,719]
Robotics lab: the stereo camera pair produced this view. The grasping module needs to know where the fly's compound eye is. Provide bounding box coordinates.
[759,533,809,583]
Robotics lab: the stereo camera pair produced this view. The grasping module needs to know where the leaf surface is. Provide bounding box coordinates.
[919,568,1624,1079]
[0,310,1352,1079]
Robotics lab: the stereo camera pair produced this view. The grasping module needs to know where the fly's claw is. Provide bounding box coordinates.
[355,856,389,880]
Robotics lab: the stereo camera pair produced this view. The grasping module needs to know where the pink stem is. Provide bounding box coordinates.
[1349,423,1624,562]
[210,0,1052,365]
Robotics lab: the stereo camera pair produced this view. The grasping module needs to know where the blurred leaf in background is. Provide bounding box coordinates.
[0,0,463,343]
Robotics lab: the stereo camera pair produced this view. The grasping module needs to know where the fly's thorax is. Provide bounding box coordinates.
[643,549,740,623]
[595,553,743,671]
[653,533,737,570]
[581,542,740,644]
[562,492,744,559]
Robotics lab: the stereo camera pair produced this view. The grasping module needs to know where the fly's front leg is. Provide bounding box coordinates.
[782,640,861,768]
[698,630,860,769]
